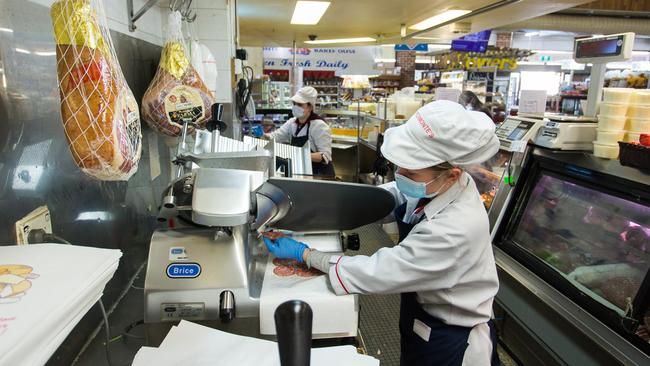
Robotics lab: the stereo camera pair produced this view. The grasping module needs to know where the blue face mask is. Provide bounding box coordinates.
[395,172,448,199]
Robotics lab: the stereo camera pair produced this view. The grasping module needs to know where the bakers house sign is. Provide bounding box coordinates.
[263,47,375,75]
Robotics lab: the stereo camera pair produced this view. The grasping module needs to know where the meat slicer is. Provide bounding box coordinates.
[144,110,395,345]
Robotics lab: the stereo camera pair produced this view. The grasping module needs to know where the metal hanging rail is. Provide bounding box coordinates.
[128,0,196,32]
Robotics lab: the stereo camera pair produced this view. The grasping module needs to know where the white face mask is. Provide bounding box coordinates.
[292,105,305,119]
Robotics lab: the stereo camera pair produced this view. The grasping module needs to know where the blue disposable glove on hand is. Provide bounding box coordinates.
[251,125,264,137]
[263,237,309,263]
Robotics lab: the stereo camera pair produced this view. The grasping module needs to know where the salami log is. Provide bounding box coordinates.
[51,0,141,180]
[142,12,215,137]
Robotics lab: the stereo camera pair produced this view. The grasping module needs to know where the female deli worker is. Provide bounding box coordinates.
[264,100,501,365]
[263,86,335,177]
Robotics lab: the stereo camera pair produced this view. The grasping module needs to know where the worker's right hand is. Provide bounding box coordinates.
[263,237,309,263]
[251,125,264,137]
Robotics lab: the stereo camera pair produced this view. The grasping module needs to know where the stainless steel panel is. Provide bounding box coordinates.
[262,178,395,231]
[0,1,171,365]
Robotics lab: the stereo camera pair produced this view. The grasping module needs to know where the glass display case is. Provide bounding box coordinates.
[253,80,293,109]
[496,148,650,350]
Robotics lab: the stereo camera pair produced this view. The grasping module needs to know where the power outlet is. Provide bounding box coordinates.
[15,205,52,245]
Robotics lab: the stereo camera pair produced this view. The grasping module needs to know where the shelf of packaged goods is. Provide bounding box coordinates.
[305,85,340,88]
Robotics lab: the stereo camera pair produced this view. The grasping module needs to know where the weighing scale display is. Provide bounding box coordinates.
[575,35,624,59]
[497,119,536,141]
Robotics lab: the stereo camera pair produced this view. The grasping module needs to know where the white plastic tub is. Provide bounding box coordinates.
[603,88,634,104]
[596,130,625,145]
[625,131,641,143]
[628,118,650,133]
[598,115,627,130]
[633,90,650,106]
[628,105,650,120]
[599,102,628,117]
[593,142,620,159]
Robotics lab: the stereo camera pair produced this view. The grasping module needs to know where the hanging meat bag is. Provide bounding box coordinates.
[51,0,142,180]
[142,12,215,137]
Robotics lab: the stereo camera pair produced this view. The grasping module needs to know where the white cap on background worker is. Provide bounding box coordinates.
[290,86,318,108]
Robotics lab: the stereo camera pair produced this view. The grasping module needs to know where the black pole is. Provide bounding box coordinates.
[274,300,313,366]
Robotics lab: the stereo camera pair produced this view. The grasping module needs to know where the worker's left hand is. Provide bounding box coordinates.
[263,237,309,262]
[251,125,264,137]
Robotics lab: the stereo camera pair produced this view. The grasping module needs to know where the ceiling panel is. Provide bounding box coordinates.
[238,0,594,47]
[238,0,494,46]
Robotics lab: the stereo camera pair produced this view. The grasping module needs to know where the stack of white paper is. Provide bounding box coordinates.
[132,320,379,366]
[0,244,122,366]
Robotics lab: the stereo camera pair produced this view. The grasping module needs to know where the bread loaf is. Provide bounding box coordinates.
[51,0,141,180]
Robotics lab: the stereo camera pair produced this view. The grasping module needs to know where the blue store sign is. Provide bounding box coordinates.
[395,44,428,51]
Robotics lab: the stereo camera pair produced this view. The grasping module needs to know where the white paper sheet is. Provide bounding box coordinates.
[291,232,342,252]
[259,256,358,337]
[0,244,121,366]
[132,321,379,366]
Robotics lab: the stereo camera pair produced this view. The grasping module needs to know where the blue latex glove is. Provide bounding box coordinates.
[251,125,264,137]
[263,237,309,263]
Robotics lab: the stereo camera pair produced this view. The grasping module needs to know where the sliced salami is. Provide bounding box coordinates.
[273,265,295,277]
[296,267,324,277]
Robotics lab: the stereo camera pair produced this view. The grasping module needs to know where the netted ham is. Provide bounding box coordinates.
[142,12,215,137]
[51,0,141,180]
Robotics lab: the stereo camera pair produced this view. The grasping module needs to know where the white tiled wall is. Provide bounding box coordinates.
[183,0,235,103]
[29,0,165,46]
[32,0,236,103]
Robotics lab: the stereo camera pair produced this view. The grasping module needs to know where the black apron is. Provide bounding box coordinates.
[394,202,500,366]
[290,120,335,178]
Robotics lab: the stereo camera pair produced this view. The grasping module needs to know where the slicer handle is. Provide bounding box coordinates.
[274,300,312,366]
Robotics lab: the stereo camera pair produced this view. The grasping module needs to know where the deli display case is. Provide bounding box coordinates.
[467,116,546,234]
[494,147,650,365]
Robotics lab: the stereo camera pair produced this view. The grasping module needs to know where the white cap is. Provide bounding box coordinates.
[290,86,318,107]
[381,100,499,169]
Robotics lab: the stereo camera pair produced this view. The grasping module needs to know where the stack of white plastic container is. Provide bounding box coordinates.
[626,90,650,143]
[595,88,650,159]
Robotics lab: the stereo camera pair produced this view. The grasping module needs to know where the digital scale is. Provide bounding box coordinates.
[534,113,597,151]
[495,116,545,151]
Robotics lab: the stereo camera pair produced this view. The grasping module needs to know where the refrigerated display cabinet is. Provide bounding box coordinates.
[493,147,650,365]
[467,116,546,234]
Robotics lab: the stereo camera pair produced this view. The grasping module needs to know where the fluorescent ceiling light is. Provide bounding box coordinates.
[291,1,330,25]
[0,27,13,33]
[428,44,451,50]
[524,32,539,37]
[15,48,30,54]
[410,9,471,30]
[305,37,375,44]
[35,51,56,56]
[413,36,439,40]
[592,34,604,38]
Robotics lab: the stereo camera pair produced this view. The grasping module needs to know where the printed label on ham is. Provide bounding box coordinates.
[164,85,205,125]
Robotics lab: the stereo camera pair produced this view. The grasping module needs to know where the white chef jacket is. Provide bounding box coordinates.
[269,117,333,161]
[327,172,499,328]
